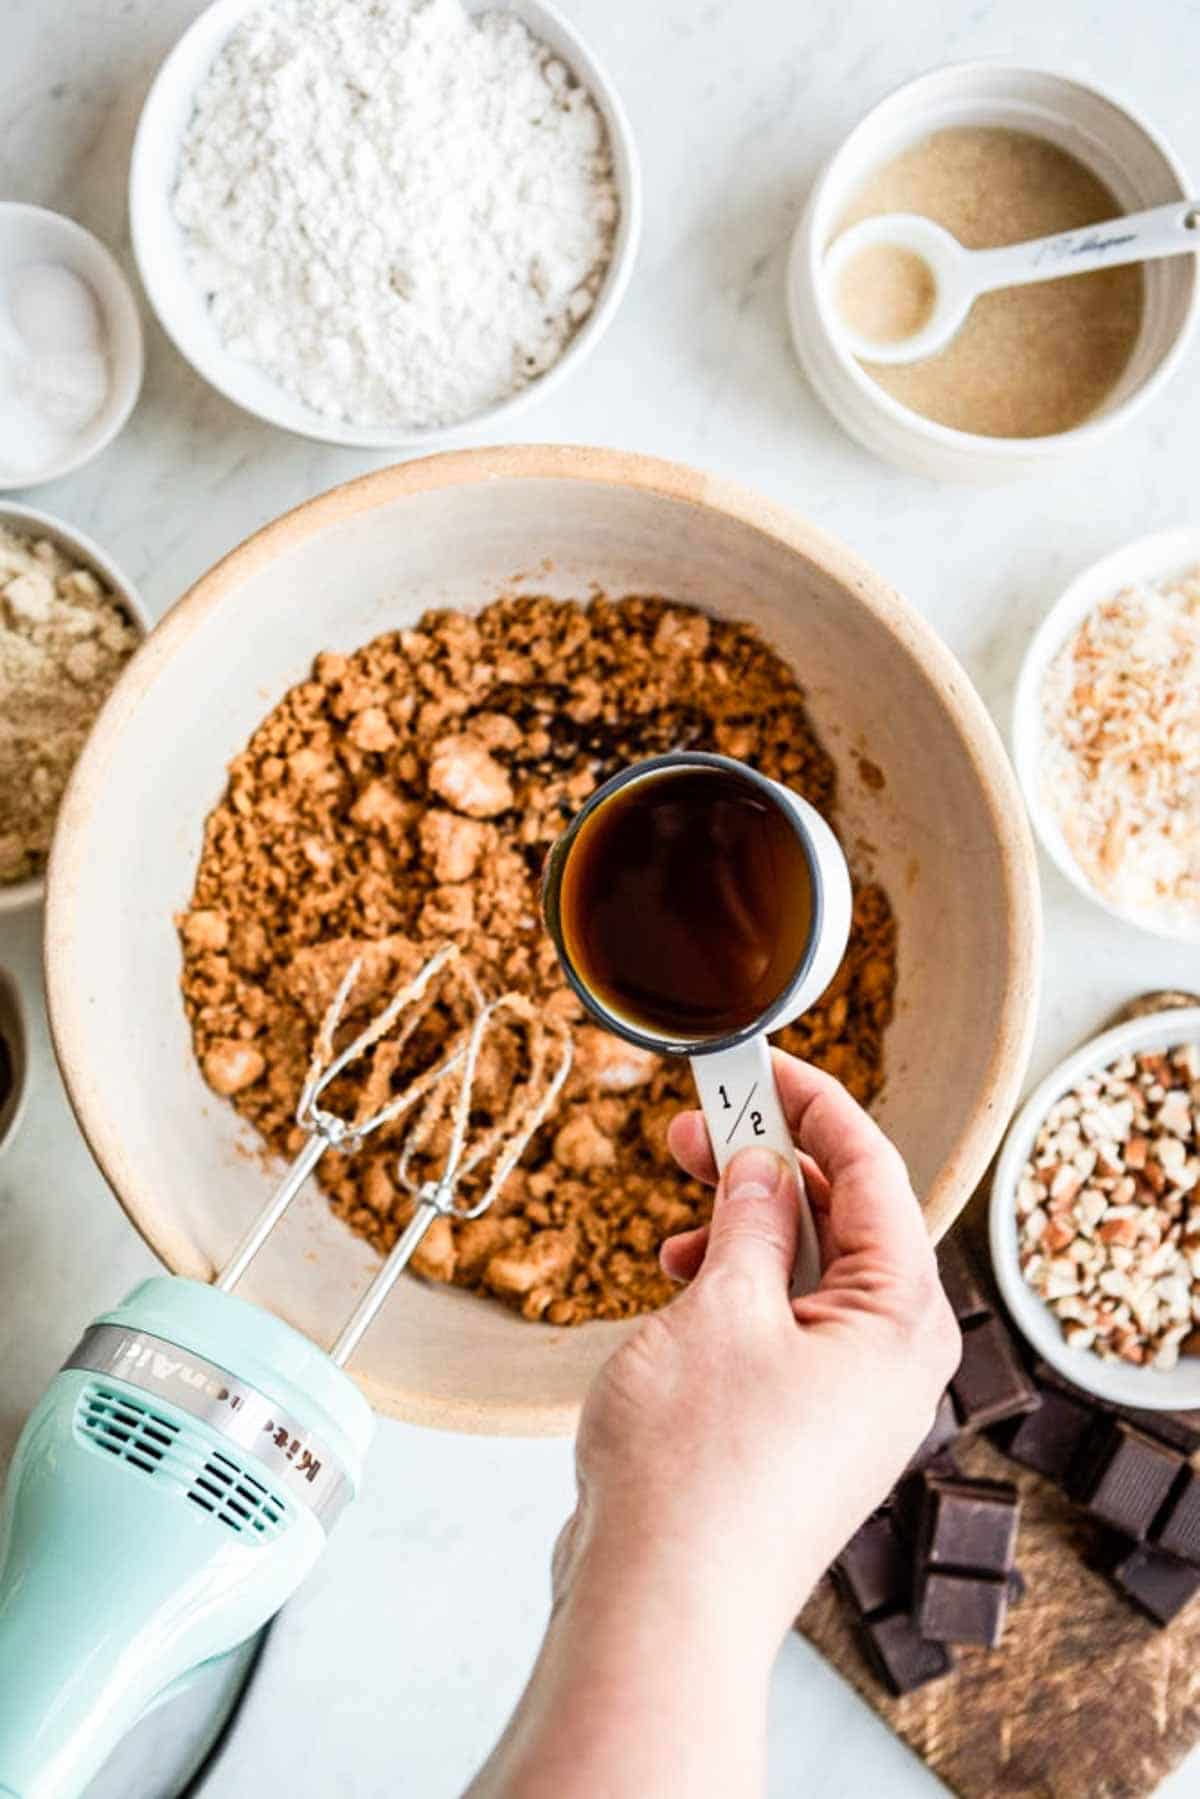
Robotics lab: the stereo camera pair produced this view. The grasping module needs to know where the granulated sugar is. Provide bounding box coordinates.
[174,0,619,429]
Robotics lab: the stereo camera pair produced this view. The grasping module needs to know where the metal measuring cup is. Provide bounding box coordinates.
[542,751,852,1295]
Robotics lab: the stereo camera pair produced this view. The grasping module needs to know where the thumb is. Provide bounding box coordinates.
[699,1145,799,1291]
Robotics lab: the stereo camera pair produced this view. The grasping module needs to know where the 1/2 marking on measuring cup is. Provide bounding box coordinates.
[725,1080,759,1145]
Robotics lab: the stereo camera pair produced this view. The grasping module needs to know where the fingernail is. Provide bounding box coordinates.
[726,1146,786,1201]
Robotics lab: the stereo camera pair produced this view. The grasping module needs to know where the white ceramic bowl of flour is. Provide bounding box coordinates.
[130,0,641,449]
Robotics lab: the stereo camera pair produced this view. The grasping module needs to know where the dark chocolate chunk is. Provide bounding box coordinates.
[1112,1401,1200,1458]
[916,1570,1009,1647]
[951,1315,1040,1429]
[859,1608,955,1695]
[905,1390,960,1472]
[1069,1420,1185,1537]
[1033,1359,1200,1456]
[1007,1567,1027,1606]
[1111,1544,1200,1627]
[1154,1467,1200,1566]
[938,1241,991,1325]
[835,1513,910,1618]
[918,1474,1019,1576]
[991,1385,1095,1484]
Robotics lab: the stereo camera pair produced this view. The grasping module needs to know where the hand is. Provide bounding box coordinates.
[469,1053,959,1799]
[566,1049,960,1637]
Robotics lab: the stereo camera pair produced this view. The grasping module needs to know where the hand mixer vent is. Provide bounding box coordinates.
[75,1383,293,1544]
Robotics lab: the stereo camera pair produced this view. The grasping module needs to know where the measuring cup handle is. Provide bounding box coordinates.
[689,1036,822,1297]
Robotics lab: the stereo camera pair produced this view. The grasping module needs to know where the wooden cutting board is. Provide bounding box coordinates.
[797,1429,1200,1799]
[798,992,1200,1799]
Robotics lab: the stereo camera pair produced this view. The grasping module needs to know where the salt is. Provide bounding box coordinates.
[0,263,109,483]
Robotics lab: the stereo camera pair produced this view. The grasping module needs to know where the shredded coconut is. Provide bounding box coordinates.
[1040,568,1200,929]
[0,527,140,886]
[173,0,619,429]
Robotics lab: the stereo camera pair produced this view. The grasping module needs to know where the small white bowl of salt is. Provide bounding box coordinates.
[0,204,144,489]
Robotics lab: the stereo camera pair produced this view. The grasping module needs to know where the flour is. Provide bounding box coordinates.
[173,0,620,430]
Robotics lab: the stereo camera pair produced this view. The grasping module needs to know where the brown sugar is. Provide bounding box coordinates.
[838,244,936,348]
[836,127,1144,438]
[179,595,897,1324]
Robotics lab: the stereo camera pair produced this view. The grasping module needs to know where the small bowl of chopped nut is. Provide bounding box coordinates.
[1013,528,1200,942]
[0,503,149,912]
[991,1008,1200,1409]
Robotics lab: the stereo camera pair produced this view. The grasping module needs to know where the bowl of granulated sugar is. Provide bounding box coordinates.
[130,0,641,448]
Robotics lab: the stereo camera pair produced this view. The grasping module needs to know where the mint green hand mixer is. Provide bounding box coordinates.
[0,946,571,1799]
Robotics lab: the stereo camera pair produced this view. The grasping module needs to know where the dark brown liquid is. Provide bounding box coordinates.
[559,764,813,1041]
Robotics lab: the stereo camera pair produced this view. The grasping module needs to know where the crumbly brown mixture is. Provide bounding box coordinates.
[180,595,897,1324]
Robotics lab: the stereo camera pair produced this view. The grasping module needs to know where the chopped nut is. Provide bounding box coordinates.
[427,733,514,817]
[1044,1217,1076,1254]
[1050,1164,1083,1204]
[202,1040,265,1096]
[346,706,396,753]
[418,809,488,883]
[1098,1216,1138,1248]
[553,1112,616,1174]
[179,909,229,953]
[1076,1189,1108,1231]
[570,1027,659,1094]
[1159,1089,1192,1137]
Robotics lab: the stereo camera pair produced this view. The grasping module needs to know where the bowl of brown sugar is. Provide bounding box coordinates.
[43,447,1040,1432]
[789,65,1198,481]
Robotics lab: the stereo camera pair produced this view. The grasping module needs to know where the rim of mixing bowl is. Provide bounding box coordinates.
[43,445,1042,1428]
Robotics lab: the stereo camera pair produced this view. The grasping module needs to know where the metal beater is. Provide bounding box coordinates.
[218,939,573,1359]
[0,942,572,1799]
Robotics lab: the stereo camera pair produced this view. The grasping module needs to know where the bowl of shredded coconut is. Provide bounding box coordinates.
[129,0,640,446]
[0,504,148,911]
[1014,528,1200,942]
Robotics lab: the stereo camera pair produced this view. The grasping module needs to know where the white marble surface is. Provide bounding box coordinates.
[2,0,1200,1793]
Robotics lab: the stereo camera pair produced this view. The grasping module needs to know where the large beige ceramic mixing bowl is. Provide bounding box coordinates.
[45,447,1039,1434]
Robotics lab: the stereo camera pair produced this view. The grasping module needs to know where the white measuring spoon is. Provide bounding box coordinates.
[825,200,1200,366]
